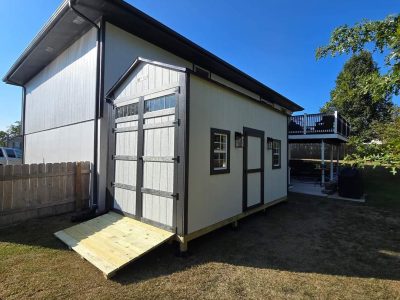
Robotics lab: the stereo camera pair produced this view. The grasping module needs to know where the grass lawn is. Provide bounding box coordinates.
[1,189,400,299]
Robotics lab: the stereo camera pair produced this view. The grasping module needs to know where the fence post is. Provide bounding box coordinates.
[21,164,30,208]
[81,162,90,210]
[303,113,308,135]
[75,162,83,211]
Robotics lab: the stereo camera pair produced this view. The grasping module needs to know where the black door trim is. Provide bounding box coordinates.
[243,127,265,211]
[135,96,145,218]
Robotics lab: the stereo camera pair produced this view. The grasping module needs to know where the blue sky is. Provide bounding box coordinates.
[0,0,398,131]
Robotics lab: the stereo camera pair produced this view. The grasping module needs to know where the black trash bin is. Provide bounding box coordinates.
[338,167,363,199]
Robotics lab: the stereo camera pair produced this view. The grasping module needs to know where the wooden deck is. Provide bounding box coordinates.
[54,212,174,278]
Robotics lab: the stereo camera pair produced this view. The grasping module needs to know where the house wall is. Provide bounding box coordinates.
[24,28,97,164]
[24,121,94,163]
[187,75,288,234]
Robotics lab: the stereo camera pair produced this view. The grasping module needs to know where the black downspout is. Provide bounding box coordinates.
[287,116,289,195]
[69,0,102,210]
[21,86,26,164]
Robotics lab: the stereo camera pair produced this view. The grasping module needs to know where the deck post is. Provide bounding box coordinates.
[336,144,340,178]
[321,140,325,185]
[303,113,308,135]
[330,144,334,181]
[288,143,291,186]
[334,111,338,134]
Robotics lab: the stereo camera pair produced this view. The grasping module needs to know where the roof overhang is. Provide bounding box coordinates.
[3,0,106,86]
[3,0,303,112]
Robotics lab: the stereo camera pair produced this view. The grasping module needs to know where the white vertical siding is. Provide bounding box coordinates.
[114,63,180,99]
[24,28,97,134]
[188,75,288,234]
[104,23,191,92]
[24,120,94,164]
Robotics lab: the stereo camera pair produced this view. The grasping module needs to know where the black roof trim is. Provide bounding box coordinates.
[3,0,303,112]
[106,57,187,99]
[2,1,70,85]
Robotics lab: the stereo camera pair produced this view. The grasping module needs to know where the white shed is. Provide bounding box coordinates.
[4,0,303,276]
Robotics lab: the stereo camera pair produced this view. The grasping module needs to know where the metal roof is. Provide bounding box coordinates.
[3,0,303,112]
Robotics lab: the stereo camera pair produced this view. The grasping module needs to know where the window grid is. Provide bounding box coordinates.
[210,129,230,174]
[116,102,138,118]
[272,139,281,169]
[213,133,228,170]
[144,94,176,113]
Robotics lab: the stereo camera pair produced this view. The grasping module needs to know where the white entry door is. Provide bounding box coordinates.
[243,127,264,210]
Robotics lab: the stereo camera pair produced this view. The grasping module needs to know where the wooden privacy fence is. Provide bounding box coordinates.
[0,162,91,227]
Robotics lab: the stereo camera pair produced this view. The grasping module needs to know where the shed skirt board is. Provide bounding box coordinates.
[54,212,174,278]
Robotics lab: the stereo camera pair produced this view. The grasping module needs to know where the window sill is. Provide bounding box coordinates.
[210,168,230,175]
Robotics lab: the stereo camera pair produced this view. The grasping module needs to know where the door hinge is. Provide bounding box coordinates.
[171,193,179,200]
[172,156,180,163]
[173,119,180,126]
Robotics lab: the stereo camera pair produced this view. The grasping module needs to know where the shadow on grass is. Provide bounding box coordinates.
[0,214,72,251]
[1,194,399,284]
[113,195,400,284]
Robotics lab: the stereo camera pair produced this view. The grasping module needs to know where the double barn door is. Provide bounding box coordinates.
[111,89,178,229]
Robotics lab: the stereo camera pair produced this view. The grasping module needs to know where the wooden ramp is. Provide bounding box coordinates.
[54,212,174,278]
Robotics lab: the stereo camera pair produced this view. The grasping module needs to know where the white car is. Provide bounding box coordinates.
[0,147,23,165]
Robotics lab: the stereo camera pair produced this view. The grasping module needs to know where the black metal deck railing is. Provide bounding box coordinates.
[289,112,350,137]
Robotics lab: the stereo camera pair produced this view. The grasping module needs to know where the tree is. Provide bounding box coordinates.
[316,14,400,101]
[321,51,393,140]
[346,108,400,175]
[7,121,21,138]
[317,14,400,174]
[0,131,7,147]
[0,121,22,147]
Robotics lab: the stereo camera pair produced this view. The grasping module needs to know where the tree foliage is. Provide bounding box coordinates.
[317,14,400,174]
[321,51,393,140]
[346,108,400,175]
[0,121,22,147]
[316,14,400,101]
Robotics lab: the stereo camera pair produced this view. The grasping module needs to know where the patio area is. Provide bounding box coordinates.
[289,178,365,202]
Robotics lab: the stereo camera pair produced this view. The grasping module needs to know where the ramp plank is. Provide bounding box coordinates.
[54,212,174,278]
